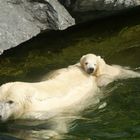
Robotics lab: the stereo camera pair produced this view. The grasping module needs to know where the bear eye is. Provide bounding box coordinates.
[85,62,88,65]
[7,100,14,104]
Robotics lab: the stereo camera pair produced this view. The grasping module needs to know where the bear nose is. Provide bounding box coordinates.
[88,68,94,74]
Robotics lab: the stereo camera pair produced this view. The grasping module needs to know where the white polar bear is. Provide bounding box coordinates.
[0,65,99,122]
[80,54,140,87]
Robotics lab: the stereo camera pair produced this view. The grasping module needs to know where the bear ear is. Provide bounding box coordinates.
[96,55,106,76]
[97,55,106,65]
[97,56,101,59]
[80,55,86,66]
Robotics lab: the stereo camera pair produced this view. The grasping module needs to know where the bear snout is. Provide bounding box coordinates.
[87,67,94,74]
[0,114,4,122]
[0,102,11,122]
[0,104,4,121]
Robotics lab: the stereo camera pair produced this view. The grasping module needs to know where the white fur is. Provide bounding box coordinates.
[0,65,99,121]
[80,54,140,87]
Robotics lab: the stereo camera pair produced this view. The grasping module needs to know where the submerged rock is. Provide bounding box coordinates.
[0,0,75,54]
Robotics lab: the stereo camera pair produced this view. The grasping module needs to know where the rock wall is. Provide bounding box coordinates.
[59,0,140,23]
[59,0,140,10]
[0,0,140,54]
[73,0,140,11]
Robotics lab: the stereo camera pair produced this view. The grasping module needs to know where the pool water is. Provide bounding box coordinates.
[0,8,140,140]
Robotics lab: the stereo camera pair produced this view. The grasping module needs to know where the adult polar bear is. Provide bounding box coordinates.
[80,54,140,87]
[0,64,99,122]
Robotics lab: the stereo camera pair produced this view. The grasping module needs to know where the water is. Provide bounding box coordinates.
[0,8,140,140]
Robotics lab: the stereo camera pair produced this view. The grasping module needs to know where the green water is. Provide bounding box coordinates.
[0,8,140,140]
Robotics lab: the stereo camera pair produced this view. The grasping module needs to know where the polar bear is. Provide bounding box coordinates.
[0,64,99,122]
[80,54,140,87]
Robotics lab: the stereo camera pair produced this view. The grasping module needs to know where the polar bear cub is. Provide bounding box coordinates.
[80,54,140,87]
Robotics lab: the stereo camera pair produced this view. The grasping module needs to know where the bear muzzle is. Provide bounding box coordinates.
[87,67,94,74]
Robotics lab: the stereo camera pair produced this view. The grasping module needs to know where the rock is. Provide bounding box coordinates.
[59,0,140,23]
[0,0,75,54]
[73,0,140,11]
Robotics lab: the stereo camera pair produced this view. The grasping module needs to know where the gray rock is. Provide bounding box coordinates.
[73,0,140,11]
[59,0,140,23]
[0,0,75,54]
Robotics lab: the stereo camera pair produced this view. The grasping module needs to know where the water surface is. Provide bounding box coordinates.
[0,8,140,140]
